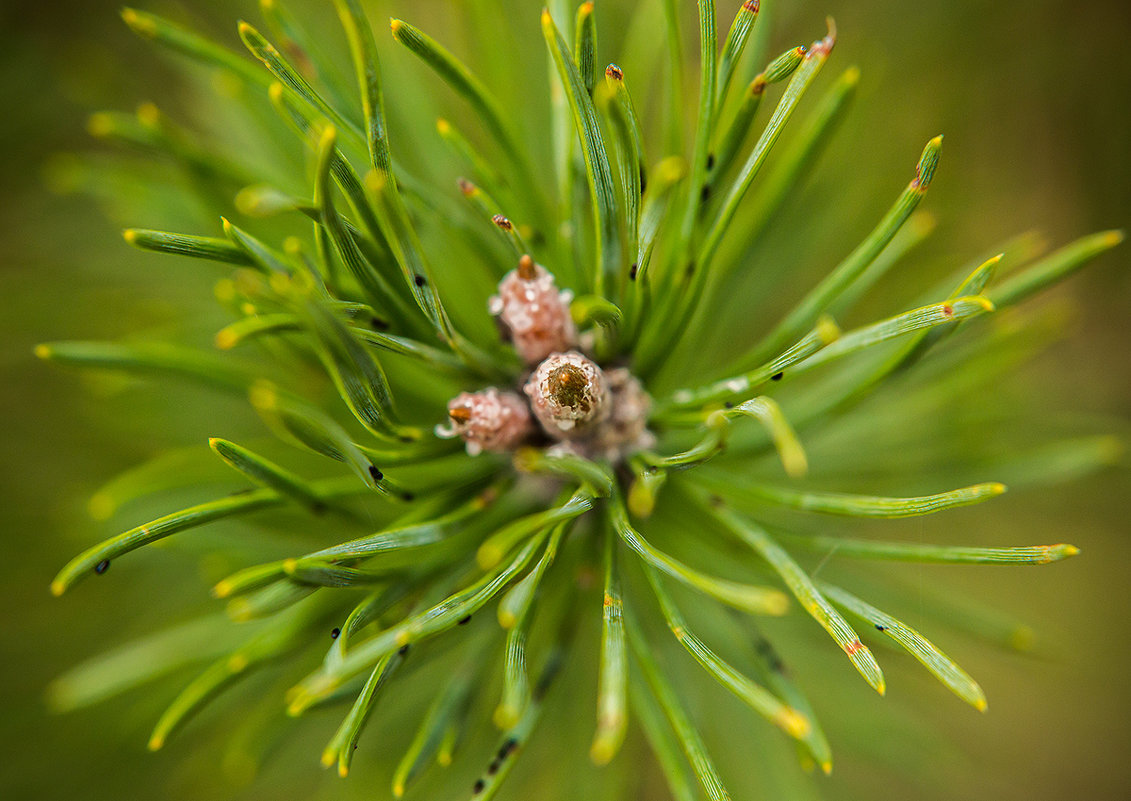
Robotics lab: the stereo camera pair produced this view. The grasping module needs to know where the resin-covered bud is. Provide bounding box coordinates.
[524,351,608,437]
[438,389,532,455]
[489,255,577,365]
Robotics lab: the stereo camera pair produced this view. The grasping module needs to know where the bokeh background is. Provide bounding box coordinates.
[1,0,1127,799]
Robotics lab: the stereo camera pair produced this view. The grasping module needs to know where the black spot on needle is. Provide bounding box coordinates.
[398,644,410,656]
[368,466,384,482]
[473,779,485,794]
[331,627,341,639]
[94,559,110,575]
[874,624,886,631]
[771,372,783,381]
[414,274,427,287]
[629,262,639,281]
[458,614,472,625]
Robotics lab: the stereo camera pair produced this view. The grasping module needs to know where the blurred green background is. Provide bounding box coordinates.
[1,0,1127,799]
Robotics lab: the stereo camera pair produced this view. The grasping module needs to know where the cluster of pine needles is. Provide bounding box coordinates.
[42,1,1120,799]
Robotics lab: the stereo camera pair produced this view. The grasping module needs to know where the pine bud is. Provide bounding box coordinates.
[489,256,577,364]
[598,367,654,455]
[439,389,532,455]
[524,351,608,437]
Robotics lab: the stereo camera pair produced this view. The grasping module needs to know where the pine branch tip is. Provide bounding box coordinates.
[810,17,837,55]
[766,591,790,616]
[784,455,809,479]
[589,734,621,766]
[477,543,502,570]
[817,315,841,343]
[215,329,238,350]
[121,8,156,38]
[88,492,114,520]
[136,101,159,126]
[493,706,518,730]
[1009,626,1036,651]
[86,112,113,138]
[913,137,944,190]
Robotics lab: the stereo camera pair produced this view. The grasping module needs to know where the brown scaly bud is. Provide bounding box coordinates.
[489,256,577,365]
[437,389,532,455]
[595,367,654,457]
[524,351,608,438]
